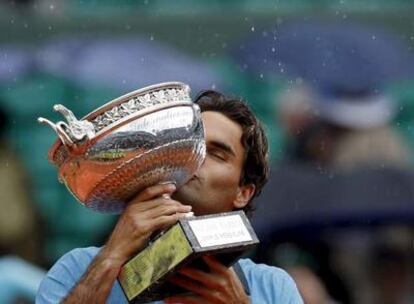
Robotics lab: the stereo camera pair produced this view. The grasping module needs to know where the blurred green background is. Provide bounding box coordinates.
[2,0,414,265]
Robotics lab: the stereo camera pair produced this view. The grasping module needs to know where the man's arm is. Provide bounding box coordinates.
[42,183,191,303]
[61,250,122,303]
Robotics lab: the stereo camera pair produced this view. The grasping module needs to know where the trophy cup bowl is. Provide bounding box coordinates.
[38,82,206,213]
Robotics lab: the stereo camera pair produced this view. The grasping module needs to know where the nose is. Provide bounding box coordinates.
[191,156,206,179]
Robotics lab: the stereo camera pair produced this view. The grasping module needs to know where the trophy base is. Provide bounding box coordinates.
[117,210,259,303]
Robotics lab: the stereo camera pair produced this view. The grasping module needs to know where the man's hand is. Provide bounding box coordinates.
[101,182,192,265]
[62,183,191,303]
[165,255,250,304]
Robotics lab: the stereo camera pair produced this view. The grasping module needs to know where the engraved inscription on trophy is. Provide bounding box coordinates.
[188,214,253,247]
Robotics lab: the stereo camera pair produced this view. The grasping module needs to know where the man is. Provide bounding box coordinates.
[36,90,303,303]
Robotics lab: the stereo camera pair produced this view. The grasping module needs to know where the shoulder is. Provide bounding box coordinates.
[36,247,101,304]
[238,258,303,304]
[45,246,101,281]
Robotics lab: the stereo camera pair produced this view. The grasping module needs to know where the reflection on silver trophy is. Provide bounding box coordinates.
[38,82,206,213]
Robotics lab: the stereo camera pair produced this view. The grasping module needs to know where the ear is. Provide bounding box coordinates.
[233,183,256,209]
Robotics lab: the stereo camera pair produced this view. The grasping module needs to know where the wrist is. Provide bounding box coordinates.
[99,247,127,270]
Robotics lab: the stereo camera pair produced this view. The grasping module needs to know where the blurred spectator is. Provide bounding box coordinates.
[0,105,43,263]
[0,256,45,303]
[366,228,414,304]
[0,104,45,303]
[234,20,414,170]
[370,246,412,304]
[273,244,337,304]
[276,83,411,171]
[288,265,337,304]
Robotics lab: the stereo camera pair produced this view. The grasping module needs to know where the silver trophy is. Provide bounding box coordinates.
[38,82,206,213]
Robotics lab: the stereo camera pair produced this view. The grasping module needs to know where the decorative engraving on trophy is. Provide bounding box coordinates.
[91,86,192,132]
[117,107,194,135]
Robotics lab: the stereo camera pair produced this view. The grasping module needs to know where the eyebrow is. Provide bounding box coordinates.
[208,140,236,157]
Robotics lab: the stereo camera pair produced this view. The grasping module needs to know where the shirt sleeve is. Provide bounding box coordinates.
[36,247,98,304]
[238,259,303,304]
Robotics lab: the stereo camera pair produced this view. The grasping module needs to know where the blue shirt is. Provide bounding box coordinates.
[36,247,303,304]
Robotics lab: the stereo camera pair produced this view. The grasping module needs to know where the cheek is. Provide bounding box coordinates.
[203,160,241,189]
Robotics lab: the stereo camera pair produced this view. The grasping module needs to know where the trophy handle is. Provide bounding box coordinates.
[38,104,96,148]
[37,117,75,147]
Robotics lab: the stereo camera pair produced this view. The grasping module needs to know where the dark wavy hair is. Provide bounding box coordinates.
[195,90,269,217]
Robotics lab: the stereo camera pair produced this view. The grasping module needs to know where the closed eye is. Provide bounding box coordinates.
[207,147,226,161]
[206,140,235,163]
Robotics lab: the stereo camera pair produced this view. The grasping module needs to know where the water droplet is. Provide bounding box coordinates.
[372,35,376,40]
[295,77,303,85]
[271,47,276,52]
[251,26,255,32]
[150,35,154,41]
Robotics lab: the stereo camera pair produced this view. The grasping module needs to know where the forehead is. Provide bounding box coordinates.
[201,111,244,152]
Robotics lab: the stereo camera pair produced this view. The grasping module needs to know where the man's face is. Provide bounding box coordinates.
[172,111,254,215]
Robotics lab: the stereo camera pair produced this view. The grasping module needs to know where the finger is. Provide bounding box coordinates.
[202,255,228,275]
[147,199,192,219]
[130,183,176,203]
[151,212,191,231]
[125,195,186,215]
[169,274,221,302]
[177,266,223,290]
